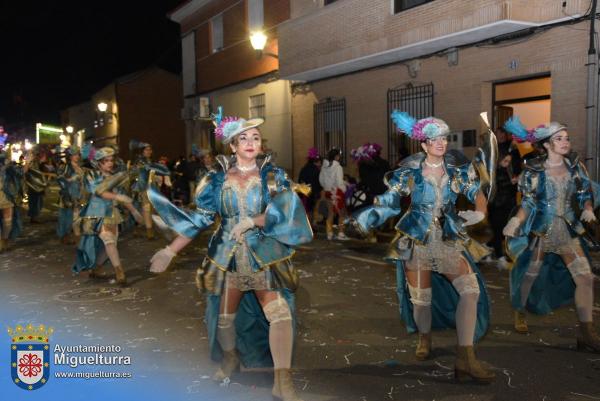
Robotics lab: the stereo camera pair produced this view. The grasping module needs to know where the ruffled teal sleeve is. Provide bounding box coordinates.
[262,167,313,246]
[517,169,538,235]
[456,164,481,203]
[575,161,593,209]
[147,173,217,238]
[354,168,411,232]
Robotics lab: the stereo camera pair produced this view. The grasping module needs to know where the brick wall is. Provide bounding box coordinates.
[279,0,590,78]
[290,22,589,179]
[180,0,290,94]
[117,69,186,161]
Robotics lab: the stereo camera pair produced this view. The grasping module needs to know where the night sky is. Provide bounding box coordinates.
[0,0,183,128]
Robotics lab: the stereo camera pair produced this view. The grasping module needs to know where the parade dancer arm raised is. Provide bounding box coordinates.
[353,111,497,384]
[502,117,600,352]
[73,147,133,286]
[148,108,312,401]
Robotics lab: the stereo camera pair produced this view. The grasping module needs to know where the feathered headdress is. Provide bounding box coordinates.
[350,142,382,162]
[503,116,567,143]
[211,106,264,144]
[129,139,151,151]
[307,147,320,160]
[81,142,96,161]
[391,111,450,141]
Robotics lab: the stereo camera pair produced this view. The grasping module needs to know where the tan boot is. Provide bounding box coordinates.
[88,265,108,279]
[113,265,127,287]
[514,310,529,334]
[212,350,239,381]
[272,369,304,401]
[415,332,431,361]
[454,345,496,384]
[577,322,600,353]
[146,228,155,240]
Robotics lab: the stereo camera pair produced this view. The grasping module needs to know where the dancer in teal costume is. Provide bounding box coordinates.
[56,146,85,244]
[354,112,497,383]
[149,110,312,401]
[0,148,22,251]
[73,147,142,286]
[503,117,600,352]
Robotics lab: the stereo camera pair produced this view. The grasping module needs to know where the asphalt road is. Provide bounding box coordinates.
[2,209,600,401]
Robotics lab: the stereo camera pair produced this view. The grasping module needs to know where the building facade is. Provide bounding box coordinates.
[62,67,186,161]
[278,0,595,178]
[169,0,294,170]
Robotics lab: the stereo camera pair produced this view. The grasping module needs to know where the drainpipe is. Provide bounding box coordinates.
[586,0,598,179]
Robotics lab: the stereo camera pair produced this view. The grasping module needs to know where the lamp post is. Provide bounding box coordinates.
[249,31,278,59]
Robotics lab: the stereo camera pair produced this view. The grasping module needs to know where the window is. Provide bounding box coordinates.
[393,0,435,13]
[387,83,434,164]
[249,94,266,119]
[314,98,347,164]
[210,14,223,53]
[247,0,264,31]
[181,33,196,96]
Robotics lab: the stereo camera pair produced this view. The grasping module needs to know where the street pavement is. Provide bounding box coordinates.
[2,209,600,401]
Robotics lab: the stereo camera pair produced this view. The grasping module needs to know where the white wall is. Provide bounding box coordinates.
[209,78,293,170]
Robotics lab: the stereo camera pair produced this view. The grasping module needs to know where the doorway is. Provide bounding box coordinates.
[493,75,551,155]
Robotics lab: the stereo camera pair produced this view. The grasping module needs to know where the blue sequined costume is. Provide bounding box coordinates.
[56,162,85,239]
[507,153,594,314]
[73,170,128,273]
[354,151,491,341]
[148,155,313,368]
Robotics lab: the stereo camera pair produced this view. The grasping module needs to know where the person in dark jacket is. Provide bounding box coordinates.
[298,147,322,220]
[356,143,391,203]
[488,148,518,264]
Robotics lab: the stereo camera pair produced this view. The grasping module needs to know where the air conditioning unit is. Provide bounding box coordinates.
[198,97,210,118]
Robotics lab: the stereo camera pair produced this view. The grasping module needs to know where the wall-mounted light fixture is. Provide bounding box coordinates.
[250,31,278,59]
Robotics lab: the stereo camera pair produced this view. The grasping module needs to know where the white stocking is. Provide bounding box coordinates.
[263,295,293,369]
[408,284,432,334]
[452,273,480,346]
[567,258,594,322]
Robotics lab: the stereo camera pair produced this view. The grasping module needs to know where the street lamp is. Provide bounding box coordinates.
[65,125,74,134]
[249,30,278,59]
[97,102,108,113]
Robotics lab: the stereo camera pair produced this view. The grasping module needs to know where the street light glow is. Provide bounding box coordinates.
[97,102,108,112]
[65,125,74,134]
[250,31,268,51]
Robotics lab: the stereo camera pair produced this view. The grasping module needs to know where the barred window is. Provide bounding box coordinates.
[387,83,434,164]
[249,94,266,119]
[314,98,347,164]
[393,0,435,13]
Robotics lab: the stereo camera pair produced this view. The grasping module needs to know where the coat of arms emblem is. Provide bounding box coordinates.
[8,323,53,390]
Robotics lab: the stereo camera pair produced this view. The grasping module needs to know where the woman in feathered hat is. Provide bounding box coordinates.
[353,111,496,383]
[148,107,312,401]
[0,147,23,252]
[129,140,170,240]
[73,146,143,286]
[502,117,600,352]
[56,146,85,245]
